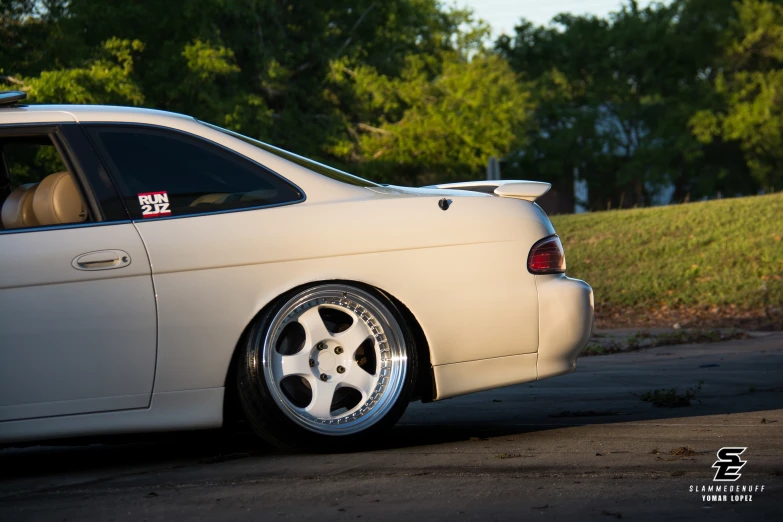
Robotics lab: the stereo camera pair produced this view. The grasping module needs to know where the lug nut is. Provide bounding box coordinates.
[320,373,328,381]
[336,366,345,374]
[334,346,343,354]
[309,359,315,367]
[317,342,326,350]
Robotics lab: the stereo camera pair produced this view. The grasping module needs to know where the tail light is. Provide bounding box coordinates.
[527,235,566,274]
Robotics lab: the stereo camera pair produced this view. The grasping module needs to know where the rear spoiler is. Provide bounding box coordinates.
[423,180,552,202]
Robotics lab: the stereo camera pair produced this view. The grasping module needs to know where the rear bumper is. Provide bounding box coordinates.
[535,274,594,380]
[429,273,593,401]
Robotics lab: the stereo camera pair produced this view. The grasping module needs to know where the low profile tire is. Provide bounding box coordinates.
[236,283,418,451]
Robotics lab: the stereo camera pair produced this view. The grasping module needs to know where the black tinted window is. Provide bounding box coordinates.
[200,121,379,188]
[87,126,303,219]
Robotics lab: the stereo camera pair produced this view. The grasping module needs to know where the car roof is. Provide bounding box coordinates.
[0,104,194,126]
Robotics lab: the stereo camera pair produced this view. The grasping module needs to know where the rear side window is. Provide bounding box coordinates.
[86,126,303,220]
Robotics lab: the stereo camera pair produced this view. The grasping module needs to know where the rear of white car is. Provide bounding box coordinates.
[420,180,594,389]
[529,235,595,381]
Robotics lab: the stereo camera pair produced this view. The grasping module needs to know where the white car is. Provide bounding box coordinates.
[0,91,593,450]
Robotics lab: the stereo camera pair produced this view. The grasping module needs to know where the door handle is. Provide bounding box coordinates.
[72,250,131,271]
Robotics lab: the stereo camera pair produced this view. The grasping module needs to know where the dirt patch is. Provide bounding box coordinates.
[670,446,698,457]
[494,452,524,459]
[595,305,782,331]
[582,329,750,357]
[549,410,630,418]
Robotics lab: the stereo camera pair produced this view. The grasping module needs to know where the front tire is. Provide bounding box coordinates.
[236,283,417,451]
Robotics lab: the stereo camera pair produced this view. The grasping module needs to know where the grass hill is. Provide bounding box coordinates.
[551,193,783,329]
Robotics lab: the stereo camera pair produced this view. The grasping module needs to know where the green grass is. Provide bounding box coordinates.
[551,193,783,327]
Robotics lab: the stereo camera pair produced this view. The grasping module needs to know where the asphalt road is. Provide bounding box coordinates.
[1,333,782,521]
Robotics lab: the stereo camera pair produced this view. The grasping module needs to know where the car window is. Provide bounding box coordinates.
[86,126,304,220]
[0,135,90,231]
[200,121,380,188]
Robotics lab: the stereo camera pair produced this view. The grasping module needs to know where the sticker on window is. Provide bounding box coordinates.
[137,191,171,218]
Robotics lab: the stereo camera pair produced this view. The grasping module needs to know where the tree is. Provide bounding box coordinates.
[22,39,145,105]
[2,0,518,185]
[326,53,532,185]
[497,0,756,211]
[497,16,609,210]
[0,0,69,79]
[691,0,783,192]
[53,0,489,162]
[4,0,774,199]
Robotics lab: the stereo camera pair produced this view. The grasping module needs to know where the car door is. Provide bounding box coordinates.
[0,124,157,422]
[82,124,304,393]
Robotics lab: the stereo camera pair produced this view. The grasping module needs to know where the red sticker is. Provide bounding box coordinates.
[137,191,171,218]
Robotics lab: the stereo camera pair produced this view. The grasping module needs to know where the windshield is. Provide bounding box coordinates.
[200,121,379,188]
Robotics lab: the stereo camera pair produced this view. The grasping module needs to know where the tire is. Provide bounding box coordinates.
[236,283,418,451]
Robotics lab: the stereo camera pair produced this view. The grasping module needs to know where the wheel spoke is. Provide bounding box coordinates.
[297,306,332,346]
[306,380,337,419]
[341,367,375,396]
[335,320,371,355]
[279,351,313,379]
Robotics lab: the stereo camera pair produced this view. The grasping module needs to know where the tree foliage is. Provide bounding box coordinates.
[691,0,783,191]
[327,53,531,184]
[1,0,780,204]
[497,0,762,210]
[23,38,145,105]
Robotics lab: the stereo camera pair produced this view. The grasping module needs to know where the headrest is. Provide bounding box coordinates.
[1,183,40,229]
[32,172,87,226]
[190,193,230,207]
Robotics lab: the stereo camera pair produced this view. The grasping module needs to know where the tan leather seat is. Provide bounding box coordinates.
[190,193,230,206]
[189,190,277,207]
[1,183,40,229]
[32,172,87,226]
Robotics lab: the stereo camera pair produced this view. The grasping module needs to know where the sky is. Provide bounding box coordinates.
[459,0,671,36]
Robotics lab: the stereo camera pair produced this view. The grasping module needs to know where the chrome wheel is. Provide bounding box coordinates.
[259,284,408,436]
